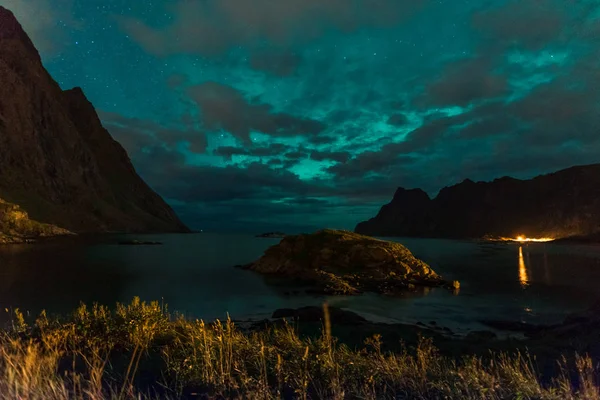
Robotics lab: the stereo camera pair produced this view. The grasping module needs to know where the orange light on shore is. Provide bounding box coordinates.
[488,235,555,243]
[513,236,554,243]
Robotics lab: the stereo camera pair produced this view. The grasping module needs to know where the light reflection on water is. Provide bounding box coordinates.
[519,246,529,288]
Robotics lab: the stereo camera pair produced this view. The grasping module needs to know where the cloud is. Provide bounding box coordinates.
[187,82,326,142]
[472,0,565,50]
[213,143,291,160]
[99,111,207,155]
[422,56,508,107]
[118,0,428,56]
[71,0,600,232]
[328,150,418,179]
[117,142,401,231]
[249,49,302,76]
[284,150,309,160]
[310,151,351,163]
[3,0,76,54]
[387,113,409,127]
[166,73,188,88]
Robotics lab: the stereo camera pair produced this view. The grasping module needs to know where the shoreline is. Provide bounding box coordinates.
[0,298,597,399]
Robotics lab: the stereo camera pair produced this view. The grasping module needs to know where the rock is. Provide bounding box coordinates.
[0,6,188,236]
[0,198,72,244]
[272,306,367,325]
[256,232,286,238]
[243,229,455,295]
[355,164,600,239]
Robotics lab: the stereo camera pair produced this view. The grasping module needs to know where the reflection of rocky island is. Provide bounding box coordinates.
[255,231,287,238]
[241,229,458,295]
[0,6,188,243]
[356,164,600,240]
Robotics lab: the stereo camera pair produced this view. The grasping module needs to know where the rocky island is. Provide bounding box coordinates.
[241,229,458,295]
[356,163,600,240]
[255,231,287,238]
[0,6,188,241]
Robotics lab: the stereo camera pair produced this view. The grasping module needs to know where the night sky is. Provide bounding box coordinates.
[6,0,600,232]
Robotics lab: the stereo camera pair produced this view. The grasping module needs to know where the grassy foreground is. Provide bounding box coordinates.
[0,298,598,399]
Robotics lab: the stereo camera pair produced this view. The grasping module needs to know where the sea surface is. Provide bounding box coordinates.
[1,233,599,334]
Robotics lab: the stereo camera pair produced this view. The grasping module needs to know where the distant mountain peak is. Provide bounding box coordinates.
[0,7,21,35]
[0,6,40,57]
[392,187,430,202]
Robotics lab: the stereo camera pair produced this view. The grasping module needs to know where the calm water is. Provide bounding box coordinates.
[1,233,599,334]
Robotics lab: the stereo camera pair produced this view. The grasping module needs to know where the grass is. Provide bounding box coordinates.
[0,297,598,399]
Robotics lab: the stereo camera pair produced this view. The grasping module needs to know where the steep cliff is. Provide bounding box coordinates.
[356,164,600,240]
[0,6,188,234]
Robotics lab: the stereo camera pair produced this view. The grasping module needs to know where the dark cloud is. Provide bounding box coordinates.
[166,73,188,88]
[123,144,399,231]
[329,56,600,186]
[4,0,77,54]
[213,143,291,159]
[390,113,472,153]
[509,82,593,125]
[213,146,248,159]
[213,145,308,163]
[99,111,207,155]
[310,151,351,163]
[456,117,513,139]
[71,0,600,232]
[472,0,564,50]
[284,151,309,160]
[387,113,408,127]
[307,135,339,146]
[133,146,311,203]
[422,56,507,107]
[166,163,311,203]
[508,80,600,148]
[187,82,325,142]
[328,149,418,179]
[119,0,428,56]
[326,109,365,125]
[249,50,301,76]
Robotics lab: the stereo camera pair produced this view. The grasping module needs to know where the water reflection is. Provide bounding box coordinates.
[3,234,600,330]
[518,246,529,288]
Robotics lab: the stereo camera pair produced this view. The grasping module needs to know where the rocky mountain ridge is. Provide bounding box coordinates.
[355,164,600,240]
